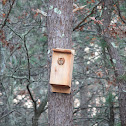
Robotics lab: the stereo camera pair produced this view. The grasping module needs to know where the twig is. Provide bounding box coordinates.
[6,25,23,40]
[1,0,16,29]
[23,29,37,112]
[5,75,28,80]
[116,2,126,24]
[0,110,15,120]
[73,1,101,31]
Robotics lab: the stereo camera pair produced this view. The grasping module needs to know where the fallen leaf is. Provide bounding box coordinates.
[96,71,103,77]
[2,0,7,5]
[73,5,86,13]
[2,13,6,18]
[91,0,95,3]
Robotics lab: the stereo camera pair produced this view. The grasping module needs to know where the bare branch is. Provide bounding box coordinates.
[73,1,101,31]
[116,1,126,24]
[23,30,37,112]
[1,0,16,29]
[0,110,15,120]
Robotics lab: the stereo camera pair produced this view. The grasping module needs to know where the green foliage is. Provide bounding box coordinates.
[115,123,121,126]
[105,92,115,105]
[117,73,126,81]
[39,36,48,42]
[99,38,108,49]
[16,1,22,8]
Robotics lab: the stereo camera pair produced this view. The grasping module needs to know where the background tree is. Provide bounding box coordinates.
[101,0,126,125]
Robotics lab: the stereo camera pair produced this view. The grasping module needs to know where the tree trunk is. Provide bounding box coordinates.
[109,104,114,126]
[47,0,73,126]
[0,41,8,125]
[32,95,47,126]
[78,47,89,126]
[32,114,39,126]
[80,85,89,126]
[101,0,126,125]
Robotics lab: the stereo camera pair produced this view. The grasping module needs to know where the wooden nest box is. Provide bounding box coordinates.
[49,48,75,94]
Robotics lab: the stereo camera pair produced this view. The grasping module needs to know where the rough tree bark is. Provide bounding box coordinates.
[47,0,73,126]
[101,0,126,125]
[78,47,89,126]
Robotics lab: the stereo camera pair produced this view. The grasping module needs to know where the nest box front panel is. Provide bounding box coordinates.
[50,52,73,87]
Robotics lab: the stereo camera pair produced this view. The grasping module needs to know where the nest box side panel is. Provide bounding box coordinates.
[69,53,74,84]
[50,52,73,87]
